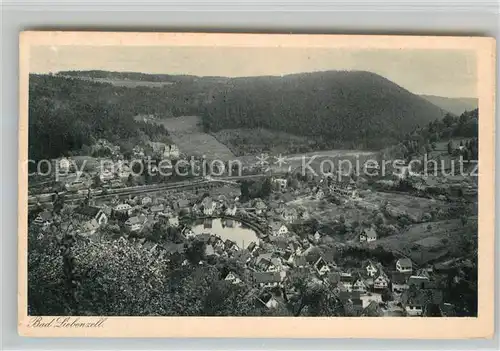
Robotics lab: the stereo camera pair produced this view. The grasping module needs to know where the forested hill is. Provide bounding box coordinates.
[202,71,448,149]
[29,71,449,161]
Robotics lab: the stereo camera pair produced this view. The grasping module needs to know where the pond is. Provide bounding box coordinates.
[190,218,259,249]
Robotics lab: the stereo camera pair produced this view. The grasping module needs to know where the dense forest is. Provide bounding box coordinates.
[202,71,448,149]
[30,70,456,161]
[28,74,212,161]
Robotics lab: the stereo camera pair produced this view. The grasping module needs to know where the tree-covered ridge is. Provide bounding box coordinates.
[202,71,448,149]
[28,74,203,161]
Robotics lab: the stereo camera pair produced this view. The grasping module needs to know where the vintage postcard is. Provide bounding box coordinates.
[19,32,495,338]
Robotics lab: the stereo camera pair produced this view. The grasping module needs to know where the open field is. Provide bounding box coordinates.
[368,218,473,265]
[147,116,236,160]
[359,191,450,219]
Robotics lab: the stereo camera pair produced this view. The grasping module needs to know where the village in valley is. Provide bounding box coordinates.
[28,127,478,317]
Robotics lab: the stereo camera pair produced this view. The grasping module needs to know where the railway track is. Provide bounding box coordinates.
[27,174,269,209]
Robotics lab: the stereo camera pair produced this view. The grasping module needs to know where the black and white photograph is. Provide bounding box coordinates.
[20,33,493,334]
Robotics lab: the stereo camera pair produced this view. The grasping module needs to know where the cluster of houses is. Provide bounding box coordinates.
[212,226,445,316]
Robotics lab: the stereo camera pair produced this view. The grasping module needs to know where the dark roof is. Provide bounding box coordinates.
[362,227,377,239]
[322,247,337,264]
[175,199,189,208]
[252,271,281,284]
[293,255,307,267]
[37,211,53,221]
[315,257,328,270]
[391,271,409,284]
[247,242,256,252]
[408,275,430,286]
[326,272,341,284]
[440,303,456,317]
[159,243,185,254]
[340,274,353,283]
[75,206,100,218]
[397,258,413,269]
[196,233,212,242]
[282,251,293,261]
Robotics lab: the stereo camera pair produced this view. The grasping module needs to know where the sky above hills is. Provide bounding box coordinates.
[30,45,477,98]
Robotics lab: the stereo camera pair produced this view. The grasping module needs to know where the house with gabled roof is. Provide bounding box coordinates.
[363,260,379,278]
[224,203,237,216]
[114,203,132,216]
[253,199,267,215]
[340,272,354,292]
[80,218,100,236]
[314,257,330,276]
[74,205,108,226]
[252,253,277,272]
[201,197,216,216]
[223,271,243,285]
[33,210,53,228]
[173,199,190,211]
[281,207,298,223]
[396,258,413,273]
[168,215,179,228]
[224,239,239,252]
[181,227,196,239]
[373,272,390,290]
[391,271,410,294]
[402,290,429,316]
[408,274,431,289]
[257,291,279,309]
[359,226,377,243]
[269,222,288,237]
[352,275,368,293]
[125,215,145,232]
[292,255,307,268]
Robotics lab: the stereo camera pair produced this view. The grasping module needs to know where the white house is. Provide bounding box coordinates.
[364,260,379,277]
[396,258,413,274]
[80,219,100,236]
[202,197,216,216]
[253,199,267,215]
[225,204,237,216]
[58,157,71,174]
[404,293,427,316]
[125,216,144,232]
[340,272,353,292]
[224,271,242,285]
[115,203,132,216]
[182,227,196,239]
[272,178,287,192]
[391,272,409,294]
[99,169,115,182]
[352,277,368,293]
[163,144,180,159]
[270,222,288,237]
[141,196,152,206]
[168,216,180,228]
[314,257,330,276]
[75,206,108,226]
[33,211,53,228]
[373,274,389,290]
[360,227,378,243]
[315,188,325,200]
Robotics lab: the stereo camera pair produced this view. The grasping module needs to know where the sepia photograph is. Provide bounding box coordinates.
[18,32,495,338]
